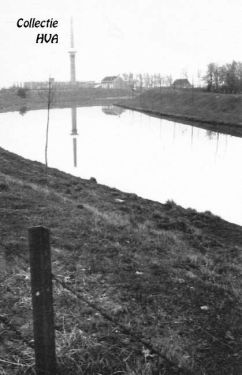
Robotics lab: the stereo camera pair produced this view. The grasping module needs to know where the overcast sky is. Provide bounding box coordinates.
[1,0,242,87]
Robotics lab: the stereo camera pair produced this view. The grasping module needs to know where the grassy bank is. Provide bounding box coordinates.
[0,147,241,374]
[118,88,242,137]
[0,87,132,114]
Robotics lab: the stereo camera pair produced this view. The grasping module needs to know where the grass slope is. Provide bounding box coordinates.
[0,147,241,374]
[119,88,242,136]
[0,87,131,113]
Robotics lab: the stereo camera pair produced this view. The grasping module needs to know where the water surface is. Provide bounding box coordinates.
[0,105,241,225]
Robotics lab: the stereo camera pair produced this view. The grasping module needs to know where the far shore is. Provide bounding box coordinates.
[117,88,242,137]
[0,87,132,114]
[1,86,242,137]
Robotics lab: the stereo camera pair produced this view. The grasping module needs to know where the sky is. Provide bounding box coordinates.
[1,0,242,87]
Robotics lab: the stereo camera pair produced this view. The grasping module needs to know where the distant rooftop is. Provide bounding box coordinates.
[101,76,118,83]
[173,78,191,85]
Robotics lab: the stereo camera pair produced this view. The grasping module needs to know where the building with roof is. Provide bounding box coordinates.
[101,75,126,89]
[172,79,192,89]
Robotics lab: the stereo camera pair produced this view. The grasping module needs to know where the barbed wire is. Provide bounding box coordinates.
[52,274,188,372]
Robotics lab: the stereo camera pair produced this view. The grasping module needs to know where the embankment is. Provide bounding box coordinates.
[0,146,242,374]
[118,88,242,137]
[0,87,131,113]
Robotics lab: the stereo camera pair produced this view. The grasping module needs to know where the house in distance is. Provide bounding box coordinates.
[172,78,192,89]
[101,75,127,89]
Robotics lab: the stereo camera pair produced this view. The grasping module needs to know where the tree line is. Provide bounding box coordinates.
[204,61,242,93]
[121,73,173,89]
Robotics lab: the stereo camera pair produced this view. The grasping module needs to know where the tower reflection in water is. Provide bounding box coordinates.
[70,106,78,167]
[70,105,125,168]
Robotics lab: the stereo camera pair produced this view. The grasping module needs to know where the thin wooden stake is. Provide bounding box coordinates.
[28,226,56,375]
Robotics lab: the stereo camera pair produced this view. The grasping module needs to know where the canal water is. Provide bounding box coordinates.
[0,105,241,225]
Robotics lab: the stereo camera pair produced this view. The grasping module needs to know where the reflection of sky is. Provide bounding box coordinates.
[0,106,241,226]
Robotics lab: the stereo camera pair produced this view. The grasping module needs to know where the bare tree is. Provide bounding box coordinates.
[203,62,218,92]
[128,73,135,98]
[38,78,56,175]
[155,73,161,92]
[167,74,173,87]
[197,69,202,88]
[191,75,194,104]
[138,73,143,92]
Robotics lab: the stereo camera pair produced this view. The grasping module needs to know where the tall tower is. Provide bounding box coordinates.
[68,18,76,83]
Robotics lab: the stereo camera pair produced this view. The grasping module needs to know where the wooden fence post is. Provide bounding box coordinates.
[28,226,57,375]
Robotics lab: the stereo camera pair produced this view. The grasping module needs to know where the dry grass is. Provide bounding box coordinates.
[118,88,242,135]
[0,147,241,374]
